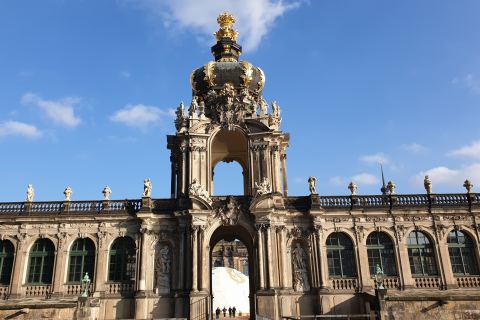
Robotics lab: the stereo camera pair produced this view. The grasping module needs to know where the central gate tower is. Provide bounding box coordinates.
[167,12,290,200]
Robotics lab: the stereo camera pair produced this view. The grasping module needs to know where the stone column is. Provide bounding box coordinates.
[319,240,330,289]
[177,226,186,290]
[396,238,414,288]
[357,240,372,290]
[265,225,274,289]
[200,227,208,292]
[10,237,27,297]
[94,232,108,295]
[135,230,148,320]
[191,226,198,292]
[170,156,177,198]
[52,241,68,296]
[281,153,288,196]
[257,226,265,290]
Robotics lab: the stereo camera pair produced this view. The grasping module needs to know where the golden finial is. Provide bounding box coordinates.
[214,12,238,42]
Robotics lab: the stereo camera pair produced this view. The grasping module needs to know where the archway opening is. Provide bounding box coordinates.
[211,129,248,195]
[213,161,245,195]
[210,225,254,319]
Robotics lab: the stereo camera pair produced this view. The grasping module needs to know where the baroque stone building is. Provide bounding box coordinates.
[0,12,479,320]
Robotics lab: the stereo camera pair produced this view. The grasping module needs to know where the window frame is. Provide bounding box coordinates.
[326,232,357,278]
[447,230,479,276]
[26,239,55,285]
[407,231,438,277]
[108,237,136,283]
[366,232,397,277]
[67,238,96,283]
[0,240,14,285]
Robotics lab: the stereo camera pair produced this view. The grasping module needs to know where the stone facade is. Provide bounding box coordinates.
[0,12,479,320]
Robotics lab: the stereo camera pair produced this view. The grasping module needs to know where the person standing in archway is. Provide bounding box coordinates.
[216,307,221,319]
[232,306,236,317]
[222,307,227,317]
[228,307,232,317]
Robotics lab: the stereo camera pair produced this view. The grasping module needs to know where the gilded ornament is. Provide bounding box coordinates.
[203,61,216,87]
[256,67,265,94]
[214,12,239,42]
[240,61,253,87]
[190,69,197,92]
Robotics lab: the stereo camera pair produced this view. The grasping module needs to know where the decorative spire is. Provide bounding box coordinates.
[214,12,239,42]
[211,12,242,62]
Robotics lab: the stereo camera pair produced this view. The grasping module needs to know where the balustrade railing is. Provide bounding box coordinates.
[456,276,480,288]
[65,283,95,296]
[414,277,441,289]
[330,277,358,290]
[107,282,135,295]
[434,194,469,205]
[0,285,9,299]
[30,202,63,213]
[374,277,400,289]
[24,284,52,298]
[0,202,24,213]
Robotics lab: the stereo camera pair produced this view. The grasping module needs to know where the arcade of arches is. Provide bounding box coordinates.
[0,12,479,320]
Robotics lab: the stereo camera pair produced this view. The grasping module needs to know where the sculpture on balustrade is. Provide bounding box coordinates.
[424,175,432,194]
[155,244,171,294]
[143,178,152,197]
[259,98,268,116]
[308,176,317,195]
[268,101,282,129]
[255,177,272,197]
[386,181,396,195]
[348,181,357,196]
[292,243,310,292]
[189,178,212,204]
[189,96,199,118]
[198,100,206,119]
[26,184,34,202]
[64,186,73,201]
[464,179,473,194]
[175,102,187,132]
[102,186,112,201]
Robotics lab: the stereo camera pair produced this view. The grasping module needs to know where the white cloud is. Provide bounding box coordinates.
[21,92,81,127]
[329,176,345,186]
[413,164,480,189]
[448,141,480,159]
[452,74,480,95]
[0,121,42,139]
[402,143,427,154]
[110,104,174,130]
[351,173,378,185]
[129,0,302,52]
[360,153,389,165]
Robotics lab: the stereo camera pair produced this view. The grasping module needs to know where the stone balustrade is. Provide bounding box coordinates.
[107,282,135,295]
[330,278,358,291]
[456,276,480,288]
[65,283,95,296]
[24,284,52,298]
[414,276,442,289]
[0,285,9,299]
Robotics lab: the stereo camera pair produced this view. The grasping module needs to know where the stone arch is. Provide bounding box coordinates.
[206,223,256,318]
[208,126,249,195]
[324,229,357,246]
[442,226,477,245]
[363,229,396,246]
[66,234,98,252]
[402,227,436,246]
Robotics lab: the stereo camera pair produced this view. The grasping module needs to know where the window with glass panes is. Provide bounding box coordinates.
[407,231,437,276]
[366,232,397,276]
[447,230,479,275]
[27,239,55,284]
[108,237,136,282]
[68,238,96,283]
[0,240,14,285]
[326,232,356,277]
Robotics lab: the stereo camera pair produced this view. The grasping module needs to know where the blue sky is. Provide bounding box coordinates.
[1,0,480,201]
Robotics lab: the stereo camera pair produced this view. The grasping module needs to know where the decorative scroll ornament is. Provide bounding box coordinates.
[240,61,253,87]
[203,61,216,87]
[215,196,241,226]
[255,177,272,197]
[189,178,212,205]
[292,243,310,292]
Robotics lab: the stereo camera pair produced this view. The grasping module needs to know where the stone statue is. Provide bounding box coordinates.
[198,100,206,119]
[260,98,268,116]
[255,177,272,196]
[292,243,310,292]
[174,102,187,132]
[271,101,281,118]
[102,186,112,200]
[308,176,317,194]
[189,178,212,204]
[464,179,473,194]
[386,181,396,195]
[26,184,34,202]
[189,96,199,118]
[143,178,152,197]
[155,244,171,294]
[348,181,357,196]
[424,175,432,194]
[64,186,72,201]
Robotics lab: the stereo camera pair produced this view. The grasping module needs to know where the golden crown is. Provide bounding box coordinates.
[214,12,238,42]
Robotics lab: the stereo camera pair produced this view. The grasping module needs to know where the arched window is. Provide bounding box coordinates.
[0,240,14,285]
[366,232,397,276]
[326,233,356,277]
[27,239,55,284]
[68,238,96,283]
[407,231,437,276]
[108,237,136,282]
[447,230,479,275]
